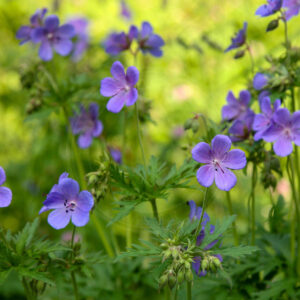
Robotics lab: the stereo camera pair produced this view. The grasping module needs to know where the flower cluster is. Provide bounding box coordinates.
[104,21,165,57]
[188,201,222,276]
[192,135,246,191]
[39,173,94,229]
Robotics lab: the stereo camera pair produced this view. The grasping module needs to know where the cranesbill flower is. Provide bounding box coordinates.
[253,73,269,90]
[225,22,247,52]
[104,26,138,55]
[100,61,139,113]
[109,148,122,164]
[229,111,255,142]
[192,135,246,191]
[283,0,300,20]
[222,90,252,121]
[188,201,222,277]
[263,108,300,156]
[253,97,281,141]
[40,175,94,229]
[120,0,132,20]
[31,15,75,61]
[137,22,165,57]
[70,103,103,148]
[0,167,12,208]
[68,17,89,61]
[255,0,282,17]
[16,8,47,45]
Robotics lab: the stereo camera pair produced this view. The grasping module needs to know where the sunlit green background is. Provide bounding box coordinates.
[0,0,298,298]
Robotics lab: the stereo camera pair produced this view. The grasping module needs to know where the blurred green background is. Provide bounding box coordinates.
[0,0,298,298]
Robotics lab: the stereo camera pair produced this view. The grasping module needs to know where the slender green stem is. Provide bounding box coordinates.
[173,285,178,300]
[195,188,208,239]
[126,213,133,248]
[70,226,79,300]
[150,199,159,221]
[134,102,146,166]
[250,163,257,245]
[226,192,239,246]
[186,281,192,300]
[22,277,35,300]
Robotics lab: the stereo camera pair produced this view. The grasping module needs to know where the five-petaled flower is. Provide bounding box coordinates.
[16,8,47,45]
[222,90,253,122]
[31,15,75,61]
[0,167,12,208]
[40,173,94,229]
[188,201,222,276]
[192,135,246,191]
[70,103,103,149]
[67,17,89,61]
[252,97,281,141]
[229,111,255,142]
[255,0,283,17]
[263,108,300,156]
[283,0,300,20]
[137,22,165,57]
[225,22,247,52]
[100,61,139,113]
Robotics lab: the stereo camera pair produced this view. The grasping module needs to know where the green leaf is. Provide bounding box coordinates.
[18,268,55,285]
[212,245,259,258]
[107,201,140,226]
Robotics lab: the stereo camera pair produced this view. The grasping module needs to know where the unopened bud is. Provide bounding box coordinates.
[185,269,194,282]
[234,50,245,59]
[266,19,279,32]
[184,119,193,130]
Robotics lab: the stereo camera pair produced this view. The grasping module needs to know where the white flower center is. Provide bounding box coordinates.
[64,200,77,213]
[124,84,130,92]
[212,159,225,173]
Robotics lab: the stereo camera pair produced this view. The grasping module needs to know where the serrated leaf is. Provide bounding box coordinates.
[107,201,140,226]
[18,268,55,285]
[212,245,259,258]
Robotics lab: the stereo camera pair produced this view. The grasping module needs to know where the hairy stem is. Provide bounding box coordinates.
[226,191,239,246]
[150,198,159,222]
[70,226,79,300]
[251,163,257,245]
[134,102,146,166]
[186,281,192,300]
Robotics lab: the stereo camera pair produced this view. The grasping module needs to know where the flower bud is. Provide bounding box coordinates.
[191,120,200,133]
[159,273,168,289]
[177,269,185,284]
[168,271,177,289]
[266,19,279,32]
[185,269,194,282]
[234,50,245,59]
[201,258,209,271]
[184,119,193,130]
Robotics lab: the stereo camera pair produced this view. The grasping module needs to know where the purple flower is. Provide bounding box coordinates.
[70,103,103,149]
[253,73,269,90]
[253,97,281,141]
[283,0,300,20]
[188,201,222,277]
[255,0,282,17]
[39,174,94,229]
[0,167,12,208]
[31,15,75,61]
[192,135,246,191]
[68,17,89,61]
[137,22,165,57]
[259,90,270,101]
[263,108,300,156]
[225,22,247,52]
[16,8,47,45]
[109,147,122,164]
[104,26,138,56]
[222,90,252,121]
[100,61,139,113]
[120,0,132,20]
[229,110,255,142]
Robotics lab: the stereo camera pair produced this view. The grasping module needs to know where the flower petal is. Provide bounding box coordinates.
[89,102,99,120]
[92,120,103,137]
[72,208,90,227]
[196,165,215,188]
[59,178,80,199]
[211,135,231,158]
[292,111,300,129]
[273,108,291,127]
[0,167,6,186]
[239,90,251,106]
[106,91,126,113]
[56,24,75,38]
[214,167,237,191]
[140,22,153,38]
[53,39,73,56]
[77,191,94,212]
[44,15,59,31]
[226,91,237,105]
[188,200,197,221]
[100,78,124,97]
[262,124,283,142]
[48,208,71,230]
[126,66,139,86]
[222,149,246,170]
[273,136,293,157]
[252,114,270,131]
[221,105,239,121]
[192,142,212,163]
[0,187,12,207]
[39,40,53,61]
[260,97,272,117]
[43,192,65,209]
[78,131,93,148]
[125,88,138,106]
[111,61,126,82]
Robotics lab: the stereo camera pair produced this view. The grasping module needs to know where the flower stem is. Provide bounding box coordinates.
[250,163,257,245]
[70,226,79,300]
[134,102,146,166]
[186,281,192,300]
[195,188,208,239]
[150,198,159,221]
[226,191,239,246]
